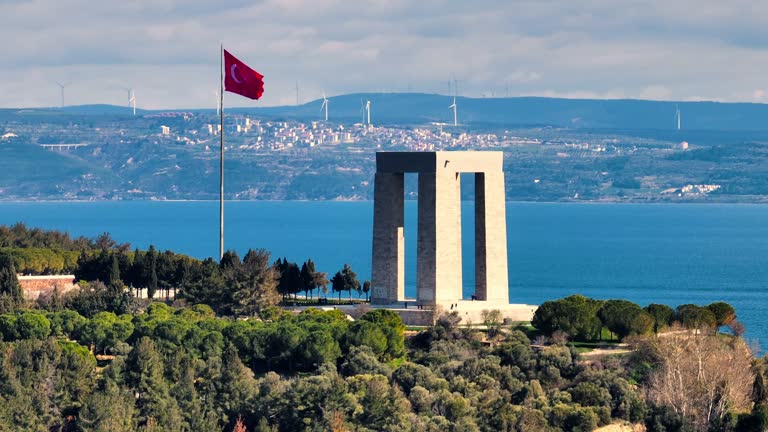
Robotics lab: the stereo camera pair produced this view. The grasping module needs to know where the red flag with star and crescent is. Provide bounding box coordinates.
[224,49,264,100]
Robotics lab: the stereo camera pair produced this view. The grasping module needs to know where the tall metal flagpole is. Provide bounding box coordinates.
[219,44,225,260]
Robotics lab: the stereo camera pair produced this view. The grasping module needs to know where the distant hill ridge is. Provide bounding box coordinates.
[5,93,768,130]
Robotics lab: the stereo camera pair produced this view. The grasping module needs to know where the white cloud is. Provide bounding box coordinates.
[638,85,672,101]
[505,70,542,84]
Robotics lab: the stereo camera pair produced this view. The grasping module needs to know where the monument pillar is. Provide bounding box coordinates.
[371,172,404,303]
[416,172,436,304]
[416,170,462,305]
[475,170,509,304]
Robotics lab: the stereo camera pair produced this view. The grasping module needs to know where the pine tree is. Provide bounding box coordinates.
[147,246,158,300]
[109,253,122,291]
[131,249,146,296]
[230,249,279,316]
[300,259,316,300]
[127,337,183,430]
[148,267,158,300]
[174,355,221,430]
[332,264,359,301]
[0,254,24,303]
[180,258,226,313]
[216,344,258,423]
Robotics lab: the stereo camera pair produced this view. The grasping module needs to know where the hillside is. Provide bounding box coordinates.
[244,93,768,131]
[7,93,767,131]
[2,93,768,202]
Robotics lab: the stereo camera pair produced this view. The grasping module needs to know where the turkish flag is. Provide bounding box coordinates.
[224,49,264,100]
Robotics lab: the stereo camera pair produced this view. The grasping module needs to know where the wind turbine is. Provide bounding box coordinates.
[449,96,458,127]
[55,81,70,108]
[128,89,136,116]
[320,91,329,121]
[675,104,681,131]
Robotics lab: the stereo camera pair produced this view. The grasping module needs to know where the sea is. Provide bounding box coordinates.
[1,201,767,351]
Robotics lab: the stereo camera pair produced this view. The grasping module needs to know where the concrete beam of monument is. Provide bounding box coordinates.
[376,151,503,173]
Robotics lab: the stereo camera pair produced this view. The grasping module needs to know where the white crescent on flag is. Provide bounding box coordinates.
[230,64,244,84]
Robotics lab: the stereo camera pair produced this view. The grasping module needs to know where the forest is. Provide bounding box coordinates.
[0,223,767,432]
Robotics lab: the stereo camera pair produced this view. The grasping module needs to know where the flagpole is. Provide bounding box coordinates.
[219,44,225,260]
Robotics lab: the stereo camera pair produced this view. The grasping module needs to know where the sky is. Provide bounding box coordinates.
[1,0,767,109]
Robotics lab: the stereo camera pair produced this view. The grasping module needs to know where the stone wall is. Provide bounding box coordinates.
[17,275,78,301]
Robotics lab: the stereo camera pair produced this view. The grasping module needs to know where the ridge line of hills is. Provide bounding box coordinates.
[4,93,768,131]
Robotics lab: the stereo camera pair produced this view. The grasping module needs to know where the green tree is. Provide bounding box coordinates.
[313,271,329,300]
[75,250,104,283]
[0,314,18,340]
[79,380,137,432]
[67,279,135,318]
[349,309,406,361]
[300,259,317,299]
[707,302,736,327]
[299,329,342,368]
[80,311,134,354]
[181,258,226,313]
[15,311,51,339]
[340,345,392,377]
[47,309,86,338]
[230,249,280,316]
[156,251,178,300]
[172,354,221,430]
[598,300,653,340]
[276,258,302,300]
[109,253,122,291]
[267,322,308,372]
[532,295,604,341]
[362,280,371,302]
[331,264,359,301]
[645,304,674,333]
[129,248,147,294]
[173,258,191,301]
[127,337,183,430]
[0,252,22,311]
[220,249,241,271]
[675,304,717,330]
[569,381,612,407]
[147,245,158,299]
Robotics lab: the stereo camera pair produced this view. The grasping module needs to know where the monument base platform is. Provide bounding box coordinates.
[370,301,538,326]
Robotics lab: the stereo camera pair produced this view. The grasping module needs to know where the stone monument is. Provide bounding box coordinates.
[370,151,535,324]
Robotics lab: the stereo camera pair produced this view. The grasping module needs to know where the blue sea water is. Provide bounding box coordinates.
[1,201,767,349]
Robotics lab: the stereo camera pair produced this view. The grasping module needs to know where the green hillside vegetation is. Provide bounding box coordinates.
[0,141,119,198]
[0,225,765,431]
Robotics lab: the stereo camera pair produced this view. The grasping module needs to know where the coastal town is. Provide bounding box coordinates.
[0,107,744,202]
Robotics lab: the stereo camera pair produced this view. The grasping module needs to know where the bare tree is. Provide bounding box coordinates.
[728,320,746,338]
[643,330,754,431]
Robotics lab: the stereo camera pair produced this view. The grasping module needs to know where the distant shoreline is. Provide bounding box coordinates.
[0,198,767,205]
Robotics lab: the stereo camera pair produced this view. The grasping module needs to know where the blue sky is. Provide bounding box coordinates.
[1,0,767,109]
